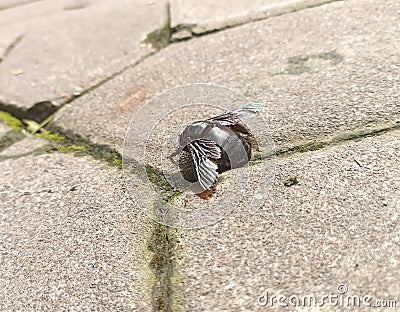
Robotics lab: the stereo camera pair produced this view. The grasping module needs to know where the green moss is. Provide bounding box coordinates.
[148,222,179,312]
[112,157,122,167]
[35,130,65,141]
[58,144,87,153]
[0,111,22,131]
[164,189,183,203]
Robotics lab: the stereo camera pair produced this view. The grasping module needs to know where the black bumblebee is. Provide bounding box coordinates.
[170,103,263,192]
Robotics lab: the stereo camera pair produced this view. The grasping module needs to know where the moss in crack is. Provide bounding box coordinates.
[134,164,182,312]
[148,221,180,312]
[272,121,400,158]
[35,130,65,141]
[112,157,123,167]
[31,125,123,168]
[0,111,22,131]
[58,144,88,153]
[144,2,171,49]
[123,160,182,311]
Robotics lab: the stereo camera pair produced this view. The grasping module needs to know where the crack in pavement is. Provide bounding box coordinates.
[144,1,171,50]
[148,222,180,312]
[2,111,400,170]
[0,1,391,308]
[0,0,345,123]
[1,119,182,312]
[1,112,399,312]
[0,51,157,122]
[272,120,400,158]
[0,35,24,63]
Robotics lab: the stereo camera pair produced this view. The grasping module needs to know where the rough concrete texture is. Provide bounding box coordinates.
[0,135,46,160]
[171,0,338,34]
[178,131,400,312]
[55,0,400,151]
[0,0,167,114]
[0,153,150,311]
[0,0,96,28]
[0,123,11,136]
[0,0,40,11]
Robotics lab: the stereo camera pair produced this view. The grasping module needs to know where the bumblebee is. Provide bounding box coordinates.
[170,103,263,191]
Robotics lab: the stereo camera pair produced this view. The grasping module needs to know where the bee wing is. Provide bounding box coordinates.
[209,102,264,126]
[188,139,221,190]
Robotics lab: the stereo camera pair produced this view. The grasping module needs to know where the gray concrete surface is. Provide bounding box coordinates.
[0,0,167,114]
[0,0,399,310]
[0,135,46,159]
[0,0,40,11]
[0,152,150,311]
[0,123,11,136]
[55,0,400,151]
[0,0,84,28]
[178,131,400,311]
[171,0,338,34]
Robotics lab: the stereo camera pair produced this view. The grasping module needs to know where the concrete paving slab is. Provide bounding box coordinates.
[0,0,74,59]
[0,0,89,28]
[0,0,168,120]
[0,122,25,153]
[0,135,46,159]
[0,28,22,62]
[0,153,150,310]
[171,0,339,34]
[0,123,11,136]
[0,0,41,11]
[54,0,400,151]
[178,131,400,311]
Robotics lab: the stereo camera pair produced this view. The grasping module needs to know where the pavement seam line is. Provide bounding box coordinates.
[0,1,344,122]
[2,110,400,164]
[144,1,172,50]
[272,121,400,158]
[0,35,24,62]
[0,130,25,153]
[2,115,398,312]
[0,51,158,123]
[147,222,181,312]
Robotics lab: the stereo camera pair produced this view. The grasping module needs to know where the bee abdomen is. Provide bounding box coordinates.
[217,135,251,172]
[178,149,197,182]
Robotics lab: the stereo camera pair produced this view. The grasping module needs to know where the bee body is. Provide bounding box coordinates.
[172,103,263,191]
[179,120,252,173]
